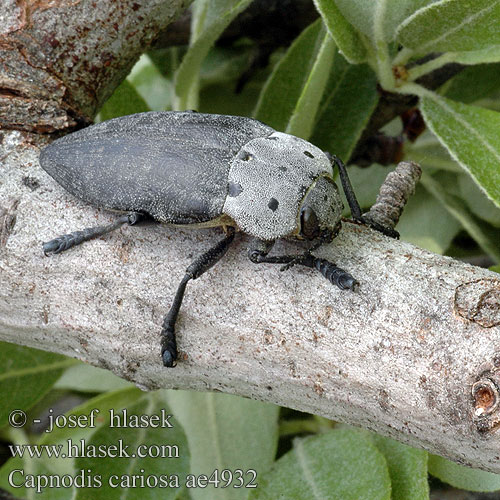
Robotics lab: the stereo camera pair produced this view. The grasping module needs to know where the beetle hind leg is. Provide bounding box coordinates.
[161,227,236,367]
[43,212,147,255]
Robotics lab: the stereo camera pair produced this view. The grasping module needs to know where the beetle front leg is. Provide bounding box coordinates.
[327,153,399,239]
[161,227,236,367]
[247,238,358,291]
[43,212,148,255]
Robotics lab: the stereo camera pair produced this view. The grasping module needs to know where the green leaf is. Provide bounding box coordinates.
[148,47,185,78]
[54,363,133,393]
[199,77,262,117]
[371,434,429,500]
[491,264,500,273]
[166,390,279,500]
[443,64,500,104]
[453,46,500,65]
[0,342,75,428]
[0,388,143,499]
[420,172,500,261]
[75,392,189,500]
[0,452,73,499]
[286,35,336,139]
[200,46,254,87]
[249,428,391,500]
[396,0,500,54]
[420,93,500,208]
[312,0,366,63]
[99,79,149,121]
[407,133,461,173]
[429,454,500,492]
[174,0,254,110]
[253,19,336,139]
[397,184,461,254]
[126,54,173,112]
[311,57,378,160]
[458,174,500,227]
[40,387,144,445]
[333,0,432,42]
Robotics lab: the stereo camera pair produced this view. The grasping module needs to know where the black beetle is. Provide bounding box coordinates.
[40,111,397,367]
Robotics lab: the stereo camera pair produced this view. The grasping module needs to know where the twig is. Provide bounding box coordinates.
[363,161,422,230]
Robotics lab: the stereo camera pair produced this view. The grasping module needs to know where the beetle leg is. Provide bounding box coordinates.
[161,227,236,367]
[299,254,359,291]
[327,153,399,239]
[248,239,359,291]
[247,238,358,291]
[247,238,276,262]
[42,212,148,255]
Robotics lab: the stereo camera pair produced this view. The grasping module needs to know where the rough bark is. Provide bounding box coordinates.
[0,0,191,132]
[1,129,500,474]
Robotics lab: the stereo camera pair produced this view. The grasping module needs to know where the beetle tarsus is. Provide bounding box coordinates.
[43,212,146,255]
[251,248,358,292]
[161,326,178,368]
[311,258,359,291]
[355,216,400,239]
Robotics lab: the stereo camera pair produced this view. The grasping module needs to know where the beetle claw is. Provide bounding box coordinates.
[162,349,177,368]
[161,327,178,368]
[357,216,400,239]
[43,236,70,255]
[338,274,359,291]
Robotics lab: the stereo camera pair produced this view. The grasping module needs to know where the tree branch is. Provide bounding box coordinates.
[0,0,191,132]
[349,61,465,166]
[1,130,500,473]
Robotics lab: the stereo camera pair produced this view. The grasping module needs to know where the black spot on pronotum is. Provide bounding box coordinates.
[303,151,314,158]
[278,166,287,172]
[268,198,279,211]
[228,182,243,197]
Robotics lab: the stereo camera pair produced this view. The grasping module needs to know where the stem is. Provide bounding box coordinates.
[407,53,456,82]
[375,40,395,90]
[392,81,435,99]
[393,46,414,66]
[372,1,394,90]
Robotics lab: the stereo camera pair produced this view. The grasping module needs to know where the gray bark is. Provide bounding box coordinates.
[1,0,191,131]
[1,130,500,474]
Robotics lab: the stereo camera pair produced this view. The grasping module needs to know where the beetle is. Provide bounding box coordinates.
[39,111,397,367]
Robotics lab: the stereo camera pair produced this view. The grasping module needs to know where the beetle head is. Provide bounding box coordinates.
[298,175,343,242]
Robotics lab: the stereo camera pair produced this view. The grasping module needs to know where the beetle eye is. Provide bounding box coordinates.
[300,207,320,240]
